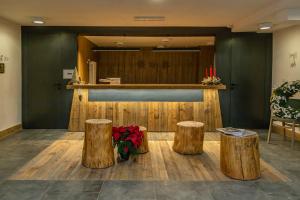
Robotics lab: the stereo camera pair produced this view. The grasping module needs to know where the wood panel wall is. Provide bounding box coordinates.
[77,36,98,83]
[199,46,215,78]
[68,89,223,132]
[97,47,214,84]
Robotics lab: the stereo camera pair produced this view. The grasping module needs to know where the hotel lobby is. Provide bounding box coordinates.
[0,0,300,199]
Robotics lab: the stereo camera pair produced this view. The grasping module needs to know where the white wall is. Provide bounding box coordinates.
[273,25,300,88]
[0,18,21,131]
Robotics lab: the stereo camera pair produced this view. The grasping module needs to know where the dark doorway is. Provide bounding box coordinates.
[229,33,272,128]
[22,31,76,128]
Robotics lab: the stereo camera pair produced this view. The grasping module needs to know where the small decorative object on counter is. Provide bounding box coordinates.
[68,66,82,85]
[201,65,221,85]
[112,125,144,162]
[99,77,121,85]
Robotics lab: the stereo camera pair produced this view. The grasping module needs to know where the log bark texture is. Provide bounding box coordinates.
[138,126,149,154]
[172,121,205,154]
[220,133,261,180]
[82,119,114,168]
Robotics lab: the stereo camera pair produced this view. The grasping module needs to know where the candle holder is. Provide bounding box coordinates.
[201,76,221,85]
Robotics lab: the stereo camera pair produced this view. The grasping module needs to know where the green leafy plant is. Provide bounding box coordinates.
[270,80,300,119]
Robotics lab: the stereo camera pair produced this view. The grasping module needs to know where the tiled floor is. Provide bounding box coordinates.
[0,129,299,200]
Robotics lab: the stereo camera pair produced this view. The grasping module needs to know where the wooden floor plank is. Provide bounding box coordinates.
[9,132,288,182]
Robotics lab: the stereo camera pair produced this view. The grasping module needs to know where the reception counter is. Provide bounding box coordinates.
[67,84,226,132]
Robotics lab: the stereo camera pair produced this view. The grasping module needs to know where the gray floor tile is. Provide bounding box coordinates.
[46,180,103,193]
[256,182,299,200]
[0,190,45,200]
[155,181,214,200]
[41,192,99,200]
[0,180,49,192]
[208,181,269,200]
[98,181,156,200]
[0,180,49,200]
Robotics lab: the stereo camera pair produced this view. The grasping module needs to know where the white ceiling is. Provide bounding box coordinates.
[85,36,215,47]
[0,0,300,31]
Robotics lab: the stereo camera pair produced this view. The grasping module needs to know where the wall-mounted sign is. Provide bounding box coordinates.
[0,63,4,73]
[289,52,297,68]
[0,54,9,62]
[0,53,9,74]
[63,69,75,79]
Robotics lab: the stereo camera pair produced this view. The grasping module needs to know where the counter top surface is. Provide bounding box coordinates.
[66,84,226,90]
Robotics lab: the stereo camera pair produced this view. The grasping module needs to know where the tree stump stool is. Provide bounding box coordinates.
[138,126,149,154]
[220,132,261,180]
[82,119,114,168]
[172,121,205,154]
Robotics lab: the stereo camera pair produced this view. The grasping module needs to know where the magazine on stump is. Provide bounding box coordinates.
[216,127,256,137]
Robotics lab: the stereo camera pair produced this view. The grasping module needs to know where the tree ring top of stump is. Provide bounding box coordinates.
[85,119,112,124]
[177,121,204,128]
[220,131,258,139]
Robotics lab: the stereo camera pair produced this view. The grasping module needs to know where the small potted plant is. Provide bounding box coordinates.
[112,125,144,161]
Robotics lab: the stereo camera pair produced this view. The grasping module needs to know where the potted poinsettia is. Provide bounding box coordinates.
[112,125,144,161]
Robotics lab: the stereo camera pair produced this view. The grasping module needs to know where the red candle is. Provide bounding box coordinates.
[214,67,216,77]
[205,68,208,78]
[210,66,213,78]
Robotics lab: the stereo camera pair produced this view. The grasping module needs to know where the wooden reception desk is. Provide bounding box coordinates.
[67,84,226,132]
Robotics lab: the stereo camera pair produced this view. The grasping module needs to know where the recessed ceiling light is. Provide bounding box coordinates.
[32,17,45,25]
[33,20,44,24]
[259,22,272,30]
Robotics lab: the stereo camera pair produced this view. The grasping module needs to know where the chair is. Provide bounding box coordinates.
[267,116,300,148]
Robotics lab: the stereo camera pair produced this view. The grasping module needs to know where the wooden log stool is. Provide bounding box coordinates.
[220,132,261,180]
[82,119,114,168]
[172,121,205,154]
[138,126,149,154]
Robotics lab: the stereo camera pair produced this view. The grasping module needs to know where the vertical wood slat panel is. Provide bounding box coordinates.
[148,102,160,131]
[77,36,98,83]
[68,89,88,132]
[166,102,179,131]
[97,49,214,84]
[68,89,222,132]
[179,102,194,122]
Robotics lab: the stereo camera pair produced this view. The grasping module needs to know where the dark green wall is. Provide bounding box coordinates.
[22,27,272,129]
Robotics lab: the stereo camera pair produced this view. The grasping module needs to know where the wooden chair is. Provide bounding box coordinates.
[267,116,300,148]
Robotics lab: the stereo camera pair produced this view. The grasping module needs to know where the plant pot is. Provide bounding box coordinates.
[118,152,130,161]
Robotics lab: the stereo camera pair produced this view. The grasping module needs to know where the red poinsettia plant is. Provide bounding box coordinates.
[112,125,144,161]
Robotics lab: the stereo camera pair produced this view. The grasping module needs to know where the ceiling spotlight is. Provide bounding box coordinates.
[33,20,44,24]
[259,22,272,30]
[32,17,45,25]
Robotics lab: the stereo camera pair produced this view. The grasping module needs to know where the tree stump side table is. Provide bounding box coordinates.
[138,126,149,154]
[82,119,115,169]
[172,121,205,154]
[220,132,261,180]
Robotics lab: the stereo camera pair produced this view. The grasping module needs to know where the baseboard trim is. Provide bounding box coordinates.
[0,124,22,140]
